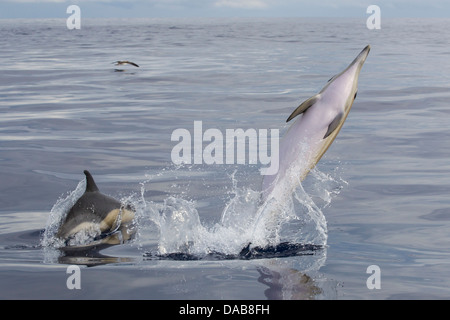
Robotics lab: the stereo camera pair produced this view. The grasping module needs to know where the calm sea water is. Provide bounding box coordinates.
[1,17,450,300]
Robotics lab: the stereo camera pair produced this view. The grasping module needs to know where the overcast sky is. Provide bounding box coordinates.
[1,0,450,19]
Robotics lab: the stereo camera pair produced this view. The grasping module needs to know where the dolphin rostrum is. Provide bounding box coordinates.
[261,45,371,199]
[56,170,136,247]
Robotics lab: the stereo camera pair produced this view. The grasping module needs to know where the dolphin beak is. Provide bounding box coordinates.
[358,44,371,62]
[330,45,370,89]
[349,45,371,71]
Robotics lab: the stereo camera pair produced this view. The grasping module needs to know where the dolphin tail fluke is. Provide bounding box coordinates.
[84,170,99,193]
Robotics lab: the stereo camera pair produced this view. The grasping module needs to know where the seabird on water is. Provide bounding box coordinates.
[113,61,139,67]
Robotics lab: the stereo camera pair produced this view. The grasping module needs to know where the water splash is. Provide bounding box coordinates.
[137,165,345,258]
[41,162,345,260]
[41,177,86,249]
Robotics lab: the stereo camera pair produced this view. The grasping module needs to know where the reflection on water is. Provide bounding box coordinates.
[0,226,331,300]
[57,250,138,266]
[257,266,321,300]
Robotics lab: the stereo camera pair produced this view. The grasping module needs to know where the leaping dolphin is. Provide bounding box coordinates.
[56,170,136,247]
[261,45,371,199]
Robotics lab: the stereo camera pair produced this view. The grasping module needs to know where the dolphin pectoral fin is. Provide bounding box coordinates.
[286,94,320,122]
[324,112,344,139]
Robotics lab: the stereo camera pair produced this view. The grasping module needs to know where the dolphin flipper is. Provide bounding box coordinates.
[286,94,321,122]
[323,112,344,139]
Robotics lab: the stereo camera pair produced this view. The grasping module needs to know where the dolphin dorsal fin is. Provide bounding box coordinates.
[84,170,99,192]
[286,94,320,122]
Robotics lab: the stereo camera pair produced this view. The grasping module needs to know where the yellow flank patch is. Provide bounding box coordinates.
[99,208,135,233]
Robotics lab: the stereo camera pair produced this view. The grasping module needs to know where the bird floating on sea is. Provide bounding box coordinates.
[113,60,139,67]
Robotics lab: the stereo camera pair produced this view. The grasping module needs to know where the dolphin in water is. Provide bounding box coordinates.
[56,170,136,248]
[261,45,371,200]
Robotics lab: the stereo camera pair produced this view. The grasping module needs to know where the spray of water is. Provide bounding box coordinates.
[132,164,345,258]
[41,162,345,259]
[41,178,86,249]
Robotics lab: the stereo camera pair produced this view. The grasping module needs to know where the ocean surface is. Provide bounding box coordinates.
[1,17,450,300]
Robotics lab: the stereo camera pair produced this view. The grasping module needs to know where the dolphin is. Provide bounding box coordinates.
[261,45,370,199]
[56,170,136,247]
